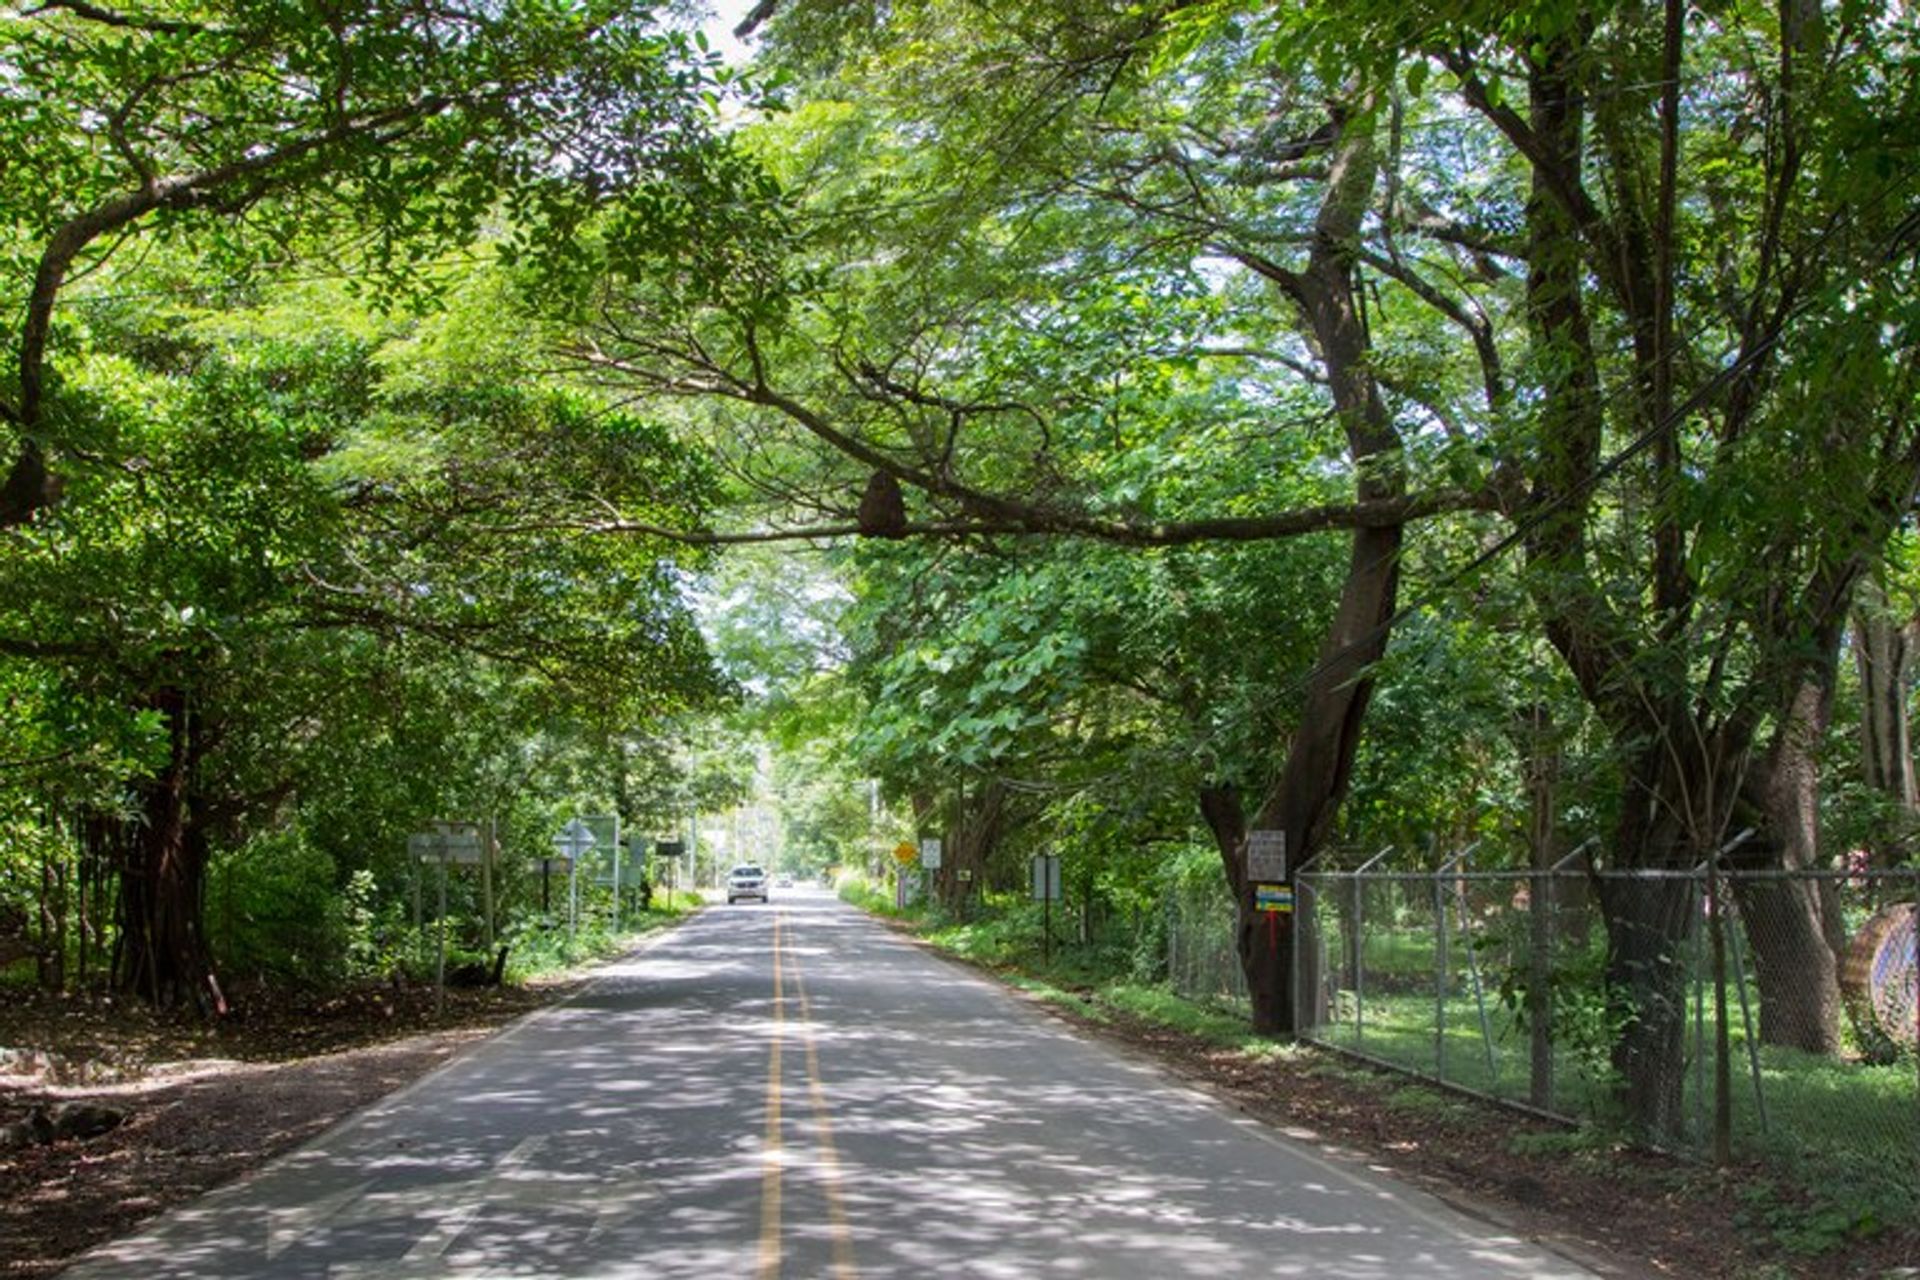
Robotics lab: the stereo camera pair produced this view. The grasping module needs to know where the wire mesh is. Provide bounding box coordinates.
[1165,874,1247,1005]
[1296,858,1920,1221]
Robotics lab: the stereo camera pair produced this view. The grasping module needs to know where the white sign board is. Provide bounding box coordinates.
[920,837,943,870]
[553,818,597,862]
[1246,830,1287,883]
[1030,854,1062,901]
[409,821,486,864]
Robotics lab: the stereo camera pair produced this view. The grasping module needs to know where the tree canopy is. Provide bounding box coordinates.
[4,0,1920,1156]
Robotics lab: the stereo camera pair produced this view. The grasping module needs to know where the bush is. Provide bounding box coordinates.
[211,833,348,984]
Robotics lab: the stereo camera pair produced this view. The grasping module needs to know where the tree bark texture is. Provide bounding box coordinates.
[112,687,220,1011]
[940,779,1008,912]
[1597,844,1697,1142]
[1735,676,1845,1054]
[1515,705,1563,1109]
[1852,572,1920,857]
[1233,100,1400,1037]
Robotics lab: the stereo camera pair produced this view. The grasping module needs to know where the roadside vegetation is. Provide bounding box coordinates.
[4,0,1920,1269]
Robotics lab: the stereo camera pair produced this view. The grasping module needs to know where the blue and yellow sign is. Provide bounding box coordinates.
[1254,883,1293,914]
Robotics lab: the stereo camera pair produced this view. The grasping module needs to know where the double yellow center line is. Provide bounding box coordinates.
[758,911,858,1280]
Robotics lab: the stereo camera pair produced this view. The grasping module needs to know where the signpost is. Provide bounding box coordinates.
[655,839,684,901]
[1031,854,1062,963]
[1030,854,1062,901]
[554,818,596,952]
[1254,884,1294,913]
[920,837,943,871]
[1246,830,1291,955]
[893,841,918,910]
[408,821,487,1016]
[1246,830,1287,883]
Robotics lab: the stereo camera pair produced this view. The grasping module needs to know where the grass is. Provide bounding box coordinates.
[1731,1042,1920,1229]
[1098,982,1287,1053]
[835,874,906,918]
[501,891,703,982]
[1003,974,1110,1022]
[1312,960,1920,1239]
[1311,990,1618,1115]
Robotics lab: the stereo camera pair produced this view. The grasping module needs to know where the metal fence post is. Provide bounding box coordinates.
[1292,876,1306,1040]
[1434,856,1448,1079]
[1352,845,1395,1047]
[1451,844,1499,1086]
[1353,869,1365,1044]
[1709,860,1732,1163]
[1542,840,1596,1114]
[1723,892,1769,1137]
[1693,868,1708,1148]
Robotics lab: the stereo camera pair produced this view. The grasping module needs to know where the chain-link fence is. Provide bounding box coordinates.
[1296,852,1920,1221]
[1166,872,1247,1004]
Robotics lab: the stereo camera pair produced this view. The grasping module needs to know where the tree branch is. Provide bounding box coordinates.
[571,487,1498,548]
[3,96,453,525]
[26,0,211,36]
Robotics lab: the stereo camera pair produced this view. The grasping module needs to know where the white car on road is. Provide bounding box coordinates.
[726,864,769,904]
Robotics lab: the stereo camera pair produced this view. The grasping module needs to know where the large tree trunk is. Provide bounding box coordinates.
[1242,521,1399,1034]
[941,779,1007,913]
[1509,28,1719,1139]
[114,688,221,1011]
[1222,99,1400,1037]
[1596,860,1696,1143]
[1853,572,1920,861]
[1514,704,1564,1108]
[1735,672,1846,1054]
[1599,737,1737,1143]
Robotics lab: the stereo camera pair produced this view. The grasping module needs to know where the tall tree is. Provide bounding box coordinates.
[563,0,1506,1034]
[1248,0,1920,1131]
[0,267,727,1006]
[0,0,731,525]
[558,0,1920,1137]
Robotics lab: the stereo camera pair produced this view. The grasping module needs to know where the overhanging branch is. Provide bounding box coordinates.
[539,485,1498,547]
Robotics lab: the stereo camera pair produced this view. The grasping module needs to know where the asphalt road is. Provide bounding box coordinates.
[63,891,1599,1278]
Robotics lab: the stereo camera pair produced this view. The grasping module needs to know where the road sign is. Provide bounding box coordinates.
[920,837,943,870]
[1030,854,1061,901]
[893,841,918,864]
[1246,830,1287,883]
[656,839,685,858]
[1254,883,1293,914]
[553,818,596,862]
[408,822,486,864]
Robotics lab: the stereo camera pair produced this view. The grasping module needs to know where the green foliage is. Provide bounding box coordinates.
[0,251,734,998]
[834,871,899,917]
[342,870,408,982]
[1099,984,1283,1052]
[210,834,349,985]
[499,898,694,983]
[1735,1181,1887,1259]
